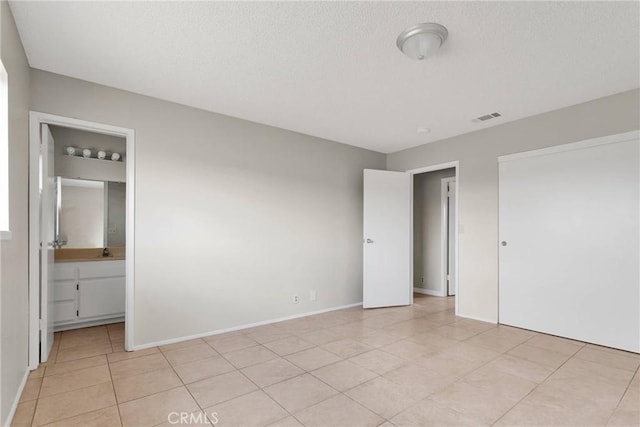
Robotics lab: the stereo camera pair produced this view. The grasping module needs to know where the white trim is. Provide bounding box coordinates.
[132,302,363,351]
[28,111,136,369]
[0,60,9,234]
[441,177,456,298]
[498,130,640,163]
[408,175,414,306]
[28,114,39,369]
[413,287,442,297]
[407,160,460,317]
[3,369,29,427]
[406,161,459,176]
[54,316,125,332]
[0,230,11,240]
[457,312,497,325]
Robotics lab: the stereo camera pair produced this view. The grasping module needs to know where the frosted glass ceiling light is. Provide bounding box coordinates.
[397,23,448,61]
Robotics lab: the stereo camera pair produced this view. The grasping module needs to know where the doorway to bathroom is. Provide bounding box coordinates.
[28,112,135,368]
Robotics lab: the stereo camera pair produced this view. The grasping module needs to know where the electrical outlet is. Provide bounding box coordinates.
[310,290,317,301]
[293,295,299,304]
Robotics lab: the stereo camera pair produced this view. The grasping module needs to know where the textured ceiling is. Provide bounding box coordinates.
[9,1,640,153]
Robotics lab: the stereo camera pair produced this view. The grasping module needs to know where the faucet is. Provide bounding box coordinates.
[102,247,110,257]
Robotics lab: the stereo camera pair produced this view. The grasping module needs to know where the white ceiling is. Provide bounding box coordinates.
[9,1,640,153]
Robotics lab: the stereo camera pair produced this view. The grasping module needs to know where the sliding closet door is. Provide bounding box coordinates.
[499,134,639,352]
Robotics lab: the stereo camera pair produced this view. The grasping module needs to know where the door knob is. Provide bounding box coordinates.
[47,239,67,249]
[365,238,374,244]
[501,241,507,246]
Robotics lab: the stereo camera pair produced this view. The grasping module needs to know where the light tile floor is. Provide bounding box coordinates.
[12,295,640,426]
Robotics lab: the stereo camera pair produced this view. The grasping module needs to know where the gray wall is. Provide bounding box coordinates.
[413,168,455,294]
[30,69,386,347]
[389,89,640,323]
[0,1,30,424]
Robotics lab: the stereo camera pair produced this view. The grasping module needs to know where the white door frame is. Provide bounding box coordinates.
[441,176,456,297]
[28,111,136,369]
[406,161,459,315]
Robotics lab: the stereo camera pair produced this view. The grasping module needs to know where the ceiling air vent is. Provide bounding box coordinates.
[473,112,502,123]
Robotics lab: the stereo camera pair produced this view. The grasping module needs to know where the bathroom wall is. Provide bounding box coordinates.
[51,125,126,183]
[0,1,30,424]
[413,168,455,295]
[388,88,640,323]
[106,182,126,247]
[30,69,386,347]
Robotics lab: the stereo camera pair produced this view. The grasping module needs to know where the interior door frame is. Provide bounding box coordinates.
[28,111,136,369]
[406,161,459,315]
[441,176,456,297]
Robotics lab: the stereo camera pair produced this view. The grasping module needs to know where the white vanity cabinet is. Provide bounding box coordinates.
[52,260,125,330]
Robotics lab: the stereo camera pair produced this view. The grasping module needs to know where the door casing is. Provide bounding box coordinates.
[28,111,136,369]
[441,176,457,297]
[407,162,459,315]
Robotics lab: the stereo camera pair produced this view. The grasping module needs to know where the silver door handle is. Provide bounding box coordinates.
[48,239,67,249]
[365,238,374,244]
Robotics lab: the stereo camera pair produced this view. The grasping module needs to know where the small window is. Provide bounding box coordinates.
[0,60,9,238]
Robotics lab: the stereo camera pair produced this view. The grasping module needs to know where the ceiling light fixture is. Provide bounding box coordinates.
[396,23,448,61]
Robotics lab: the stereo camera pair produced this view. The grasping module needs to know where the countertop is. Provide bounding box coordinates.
[55,247,125,263]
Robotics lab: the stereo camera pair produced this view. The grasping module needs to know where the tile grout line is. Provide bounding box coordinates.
[106,333,125,427]
[391,325,540,426]
[28,301,636,427]
[224,351,300,426]
[489,340,586,426]
[27,345,50,427]
[27,363,47,427]
[158,340,225,425]
[31,327,121,427]
[604,364,640,426]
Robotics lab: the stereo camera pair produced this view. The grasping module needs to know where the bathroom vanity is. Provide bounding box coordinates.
[53,255,125,331]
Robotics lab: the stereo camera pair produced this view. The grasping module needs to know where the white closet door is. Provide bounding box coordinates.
[499,135,639,352]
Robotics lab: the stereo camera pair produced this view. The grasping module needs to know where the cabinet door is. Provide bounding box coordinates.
[53,279,78,323]
[78,277,125,319]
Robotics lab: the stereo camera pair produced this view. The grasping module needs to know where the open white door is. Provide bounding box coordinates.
[40,124,56,362]
[363,169,411,308]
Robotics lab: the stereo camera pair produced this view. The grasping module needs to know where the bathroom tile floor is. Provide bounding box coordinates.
[12,295,640,426]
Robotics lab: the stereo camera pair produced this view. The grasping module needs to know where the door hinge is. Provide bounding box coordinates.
[76,310,79,317]
[76,283,79,290]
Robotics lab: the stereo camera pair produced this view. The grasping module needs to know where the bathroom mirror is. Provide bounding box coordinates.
[57,177,126,248]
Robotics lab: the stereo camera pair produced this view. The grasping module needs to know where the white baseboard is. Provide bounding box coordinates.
[3,368,29,427]
[413,287,444,297]
[54,316,125,332]
[456,312,497,324]
[132,302,363,351]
